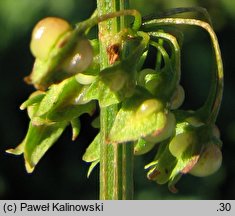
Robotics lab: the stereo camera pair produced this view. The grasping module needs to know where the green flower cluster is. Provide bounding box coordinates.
[7,8,223,191]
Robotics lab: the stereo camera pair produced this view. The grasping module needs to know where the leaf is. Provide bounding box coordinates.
[6,141,25,155]
[87,160,99,178]
[82,133,100,163]
[91,116,100,129]
[20,91,45,110]
[35,77,82,117]
[108,95,168,143]
[33,101,95,124]
[71,118,81,141]
[134,138,155,155]
[83,32,150,107]
[7,121,68,173]
[19,91,45,119]
[145,142,177,185]
[83,77,121,107]
[31,77,96,123]
[82,133,100,177]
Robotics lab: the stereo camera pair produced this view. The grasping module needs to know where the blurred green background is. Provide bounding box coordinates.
[0,0,234,199]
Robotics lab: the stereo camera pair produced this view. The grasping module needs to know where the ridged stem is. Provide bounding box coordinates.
[97,0,134,200]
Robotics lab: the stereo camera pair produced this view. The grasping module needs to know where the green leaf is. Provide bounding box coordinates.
[20,91,45,110]
[83,32,150,107]
[82,133,100,162]
[35,77,82,117]
[99,62,136,97]
[108,95,170,143]
[134,138,155,155]
[31,77,96,123]
[7,121,68,173]
[91,116,100,129]
[145,142,177,185]
[19,91,45,119]
[83,77,121,107]
[83,133,100,177]
[70,118,81,141]
[87,160,99,178]
[6,141,25,155]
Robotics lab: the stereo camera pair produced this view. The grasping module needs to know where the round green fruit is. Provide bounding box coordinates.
[30,17,71,60]
[169,132,195,158]
[145,112,175,143]
[62,38,93,74]
[136,99,164,118]
[170,85,185,109]
[189,144,222,177]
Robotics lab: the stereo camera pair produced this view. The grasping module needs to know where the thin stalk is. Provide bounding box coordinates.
[97,0,134,200]
[149,32,181,101]
[155,38,164,71]
[142,18,223,123]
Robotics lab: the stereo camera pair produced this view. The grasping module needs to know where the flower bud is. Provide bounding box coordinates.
[30,17,71,60]
[138,68,160,94]
[138,68,156,86]
[189,144,222,177]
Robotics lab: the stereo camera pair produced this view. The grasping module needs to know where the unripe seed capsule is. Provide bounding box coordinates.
[189,144,222,177]
[212,125,220,139]
[169,132,194,158]
[171,85,185,109]
[145,112,175,143]
[62,38,93,74]
[30,17,71,60]
[136,99,164,118]
[109,71,127,91]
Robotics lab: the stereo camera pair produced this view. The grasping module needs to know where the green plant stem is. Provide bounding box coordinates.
[97,0,134,200]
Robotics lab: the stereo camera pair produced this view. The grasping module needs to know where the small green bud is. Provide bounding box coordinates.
[30,17,71,60]
[189,144,222,177]
[137,68,160,94]
[138,68,156,86]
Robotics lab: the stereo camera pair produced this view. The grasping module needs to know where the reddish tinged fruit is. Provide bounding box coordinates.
[190,144,222,177]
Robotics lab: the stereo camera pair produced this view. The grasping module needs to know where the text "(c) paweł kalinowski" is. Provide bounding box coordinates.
[20,202,104,212]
